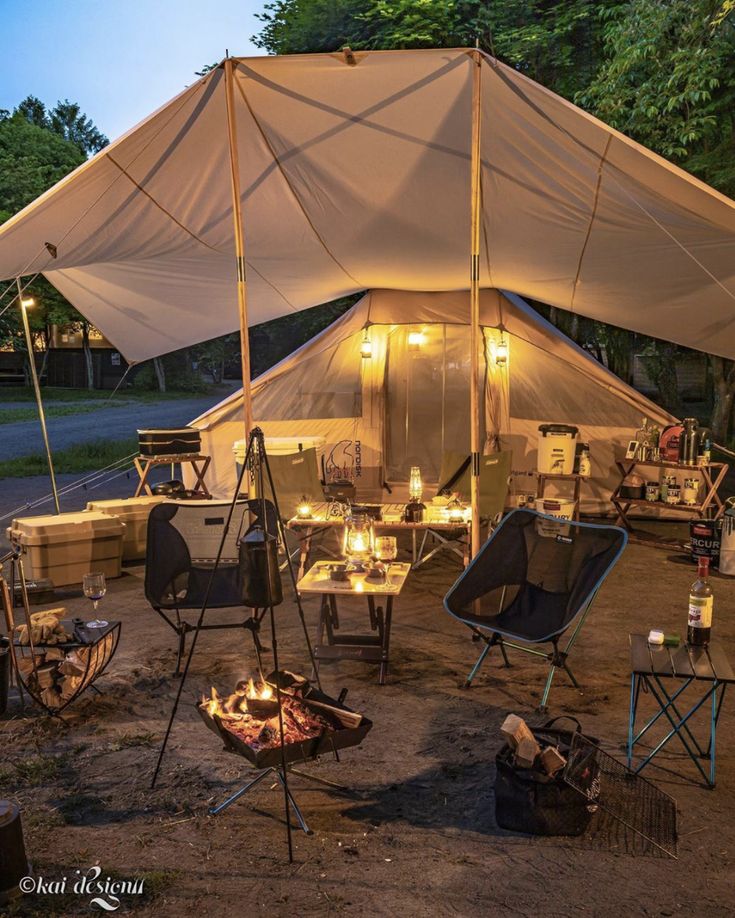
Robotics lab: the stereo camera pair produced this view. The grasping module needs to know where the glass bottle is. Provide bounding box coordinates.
[687,556,713,646]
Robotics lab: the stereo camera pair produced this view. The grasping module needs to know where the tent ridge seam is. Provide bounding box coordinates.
[233,78,365,289]
[570,135,612,312]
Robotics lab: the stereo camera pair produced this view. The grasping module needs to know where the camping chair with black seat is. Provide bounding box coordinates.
[145,498,278,675]
[444,508,627,710]
[257,447,338,569]
[415,450,513,568]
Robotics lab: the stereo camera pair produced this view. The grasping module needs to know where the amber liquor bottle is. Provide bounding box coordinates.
[687,556,713,646]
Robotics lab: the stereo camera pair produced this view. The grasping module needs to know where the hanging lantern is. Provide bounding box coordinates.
[408,329,425,351]
[342,511,375,562]
[495,334,509,367]
[360,326,373,359]
[296,495,313,519]
[409,466,423,502]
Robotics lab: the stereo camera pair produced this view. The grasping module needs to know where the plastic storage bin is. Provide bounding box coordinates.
[86,496,165,561]
[7,511,124,587]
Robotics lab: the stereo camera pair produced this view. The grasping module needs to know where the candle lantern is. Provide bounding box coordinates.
[409,466,423,502]
[447,498,465,523]
[342,511,375,563]
[495,334,508,367]
[296,495,313,519]
[360,326,373,359]
[405,466,425,523]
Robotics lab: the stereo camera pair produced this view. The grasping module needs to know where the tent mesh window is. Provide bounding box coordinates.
[563,733,678,859]
[385,324,483,482]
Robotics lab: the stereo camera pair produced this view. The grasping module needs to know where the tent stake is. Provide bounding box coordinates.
[223,58,254,449]
[16,278,60,514]
[469,52,483,557]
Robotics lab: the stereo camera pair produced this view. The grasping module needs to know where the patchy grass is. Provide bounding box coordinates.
[0,385,205,403]
[0,438,138,477]
[106,731,158,752]
[0,402,128,425]
[0,752,69,787]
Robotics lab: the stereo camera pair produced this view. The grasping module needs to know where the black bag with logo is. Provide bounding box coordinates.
[494,716,599,836]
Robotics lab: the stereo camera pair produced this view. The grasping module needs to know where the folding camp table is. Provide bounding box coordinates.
[133,453,212,498]
[287,502,470,580]
[627,633,734,787]
[297,560,410,684]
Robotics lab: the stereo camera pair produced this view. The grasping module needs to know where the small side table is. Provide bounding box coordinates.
[133,453,211,498]
[628,633,734,787]
[297,561,410,684]
[536,472,584,520]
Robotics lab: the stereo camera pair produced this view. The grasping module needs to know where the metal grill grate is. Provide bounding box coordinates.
[563,733,678,858]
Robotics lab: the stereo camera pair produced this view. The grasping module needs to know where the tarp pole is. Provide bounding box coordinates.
[469,52,483,557]
[16,277,60,514]
[223,58,254,447]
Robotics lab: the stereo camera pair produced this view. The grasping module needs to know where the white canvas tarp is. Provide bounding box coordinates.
[191,289,674,512]
[0,49,734,361]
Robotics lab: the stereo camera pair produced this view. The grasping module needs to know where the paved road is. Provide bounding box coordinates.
[0,393,224,460]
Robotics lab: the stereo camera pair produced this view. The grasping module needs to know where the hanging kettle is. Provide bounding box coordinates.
[238,526,283,608]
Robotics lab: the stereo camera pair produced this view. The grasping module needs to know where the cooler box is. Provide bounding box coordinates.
[138,427,201,457]
[86,496,165,561]
[7,512,125,587]
[537,424,579,475]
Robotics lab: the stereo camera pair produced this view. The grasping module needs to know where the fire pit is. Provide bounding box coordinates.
[198,671,372,831]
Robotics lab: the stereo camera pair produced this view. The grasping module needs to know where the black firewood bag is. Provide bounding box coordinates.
[494,716,599,837]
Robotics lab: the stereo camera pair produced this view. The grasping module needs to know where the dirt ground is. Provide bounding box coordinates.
[1,524,733,917]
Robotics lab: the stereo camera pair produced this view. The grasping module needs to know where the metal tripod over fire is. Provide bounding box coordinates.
[152,427,328,862]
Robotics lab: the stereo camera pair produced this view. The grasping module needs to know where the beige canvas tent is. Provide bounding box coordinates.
[190,288,673,513]
[0,48,732,538]
[0,49,734,362]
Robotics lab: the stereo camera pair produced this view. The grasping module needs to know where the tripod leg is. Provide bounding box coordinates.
[275,769,313,835]
[209,767,273,816]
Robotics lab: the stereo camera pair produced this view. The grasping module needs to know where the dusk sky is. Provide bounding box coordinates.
[0,0,266,142]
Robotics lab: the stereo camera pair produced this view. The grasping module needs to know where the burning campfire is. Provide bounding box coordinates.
[202,675,332,753]
[198,671,372,768]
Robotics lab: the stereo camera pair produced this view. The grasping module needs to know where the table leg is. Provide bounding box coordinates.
[191,457,212,498]
[134,457,152,497]
[627,672,639,769]
[710,680,720,787]
[297,527,313,582]
[379,596,394,685]
[411,529,417,565]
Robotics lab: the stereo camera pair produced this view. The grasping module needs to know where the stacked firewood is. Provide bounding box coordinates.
[501,714,567,776]
[13,608,89,709]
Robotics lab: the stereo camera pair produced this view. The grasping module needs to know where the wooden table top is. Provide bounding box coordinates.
[297,561,410,596]
[629,633,735,683]
[287,502,471,531]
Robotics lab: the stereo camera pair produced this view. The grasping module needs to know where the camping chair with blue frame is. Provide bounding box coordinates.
[444,508,627,711]
[415,450,512,569]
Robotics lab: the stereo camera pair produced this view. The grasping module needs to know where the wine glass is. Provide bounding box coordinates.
[82,572,108,628]
[375,536,398,569]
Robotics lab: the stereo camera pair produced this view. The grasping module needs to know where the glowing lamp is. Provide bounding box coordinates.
[495,335,508,367]
[448,501,465,522]
[409,466,423,502]
[360,327,373,358]
[20,297,35,308]
[342,512,375,562]
[408,329,425,351]
[296,495,313,519]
